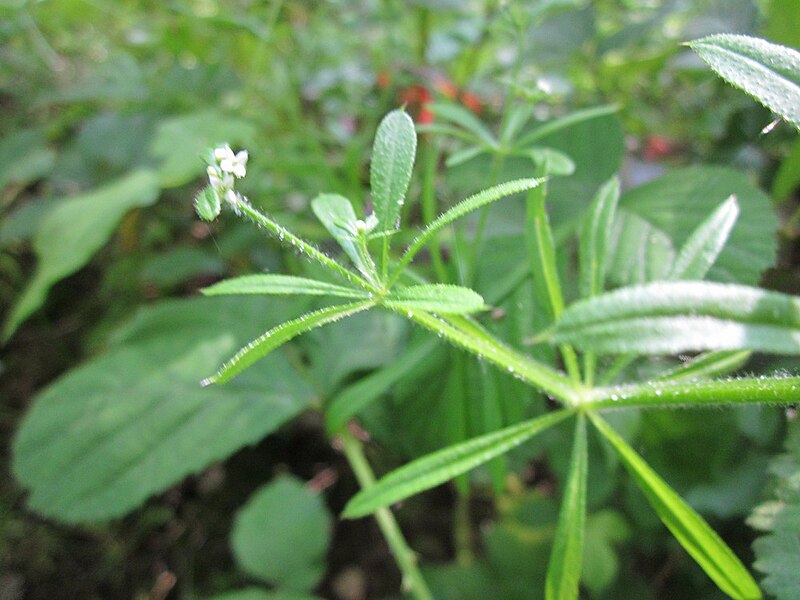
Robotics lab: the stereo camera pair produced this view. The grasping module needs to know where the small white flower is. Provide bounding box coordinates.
[225,188,239,206]
[214,144,248,178]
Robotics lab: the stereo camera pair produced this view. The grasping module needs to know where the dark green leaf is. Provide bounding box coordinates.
[232,476,330,591]
[12,297,315,522]
[4,170,160,340]
[325,339,438,432]
[610,167,776,286]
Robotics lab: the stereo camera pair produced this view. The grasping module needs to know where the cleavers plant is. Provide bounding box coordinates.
[194,33,800,600]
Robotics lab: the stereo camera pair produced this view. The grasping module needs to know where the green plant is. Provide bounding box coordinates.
[9,18,800,599]
[183,86,797,598]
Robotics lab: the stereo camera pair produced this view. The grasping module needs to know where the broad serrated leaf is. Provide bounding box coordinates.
[668,195,739,280]
[342,410,571,518]
[311,193,377,280]
[232,476,330,591]
[384,284,486,314]
[204,300,375,385]
[579,177,620,299]
[370,109,417,232]
[4,170,160,341]
[590,413,762,600]
[325,338,438,432]
[609,166,776,287]
[554,281,800,355]
[393,178,545,279]
[690,34,800,130]
[12,297,315,522]
[202,274,368,299]
[546,414,587,600]
[749,421,800,600]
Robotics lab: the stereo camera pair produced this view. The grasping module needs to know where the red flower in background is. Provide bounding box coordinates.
[380,70,482,125]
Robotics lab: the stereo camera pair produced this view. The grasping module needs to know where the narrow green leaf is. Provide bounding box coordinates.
[579,177,620,299]
[526,147,576,176]
[500,104,535,145]
[384,284,486,314]
[429,102,497,147]
[325,339,438,433]
[311,194,377,281]
[668,195,739,280]
[554,281,800,355]
[690,34,800,130]
[655,351,751,383]
[392,178,545,283]
[589,413,762,599]
[546,414,588,600]
[202,274,369,299]
[515,105,621,148]
[342,410,571,518]
[203,300,375,385]
[445,145,485,167]
[370,109,417,232]
[583,375,800,410]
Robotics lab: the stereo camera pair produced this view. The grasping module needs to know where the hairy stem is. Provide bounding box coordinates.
[340,430,435,600]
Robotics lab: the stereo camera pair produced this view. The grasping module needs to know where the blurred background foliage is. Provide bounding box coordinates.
[1,0,799,599]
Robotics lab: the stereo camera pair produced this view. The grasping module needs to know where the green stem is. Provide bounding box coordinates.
[340,430,435,600]
[233,197,378,293]
[403,309,581,404]
[454,490,474,565]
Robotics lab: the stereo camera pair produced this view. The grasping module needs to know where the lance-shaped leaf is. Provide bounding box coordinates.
[202,274,369,300]
[391,178,545,281]
[655,350,751,383]
[553,281,800,355]
[370,109,417,232]
[668,195,739,280]
[546,414,588,600]
[383,284,486,314]
[690,34,800,130]
[579,177,620,299]
[589,413,762,599]
[430,102,497,148]
[514,105,621,148]
[203,300,375,385]
[311,194,376,280]
[342,410,571,518]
